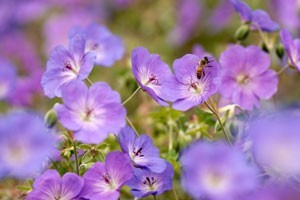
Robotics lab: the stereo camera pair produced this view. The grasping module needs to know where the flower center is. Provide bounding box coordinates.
[132,147,144,158]
[143,74,159,86]
[188,81,203,94]
[101,173,118,190]
[236,74,251,85]
[63,60,79,75]
[83,109,94,122]
[143,176,157,190]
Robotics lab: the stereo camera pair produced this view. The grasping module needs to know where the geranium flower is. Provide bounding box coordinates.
[69,23,124,67]
[280,29,300,71]
[0,111,56,179]
[127,162,174,198]
[55,80,126,144]
[26,170,83,200]
[165,54,220,111]
[41,34,96,98]
[131,47,173,106]
[180,141,257,200]
[79,152,133,200]
[219,45,278,110]
[118,126,166,173]
[231,0,279,32]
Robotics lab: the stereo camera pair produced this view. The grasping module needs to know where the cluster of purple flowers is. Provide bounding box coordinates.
[27,126,173,200]
[132,44,278,111]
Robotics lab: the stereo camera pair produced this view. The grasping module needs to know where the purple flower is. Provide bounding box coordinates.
[0,32,43,106]
[69,23,124,67]
[0,57,16,100]
[118,126,166,173]
[26,170,83,200]
[55,80,126,144]
[231,0,279,32]
[219,45,278,110]
[79,152,133,200]
[180,141,257,200]
[165,54,220,111]
[127,162,174,198]
[268,0,300,33]
[245,111,300,180]
[192,44,211,58]
[131,47,173,106]
[0,111,56,179]
[41,34,96,98]
[280,29,300,71]
[168,0,202,46]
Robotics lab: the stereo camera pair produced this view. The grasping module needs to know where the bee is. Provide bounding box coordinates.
[196,56,212,79]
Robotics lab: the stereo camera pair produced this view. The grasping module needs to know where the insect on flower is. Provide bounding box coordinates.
[196,56,213,79]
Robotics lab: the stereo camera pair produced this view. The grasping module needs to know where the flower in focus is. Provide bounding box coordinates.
[219,45,278,110]
[280,29,300,71]
[127,162,174,198]
[41,34,96,98]
[165,54,220,111]
[26,170,83,200]
[0,111,56,179]
[180,141,257,200]
[79,152,133,200]
[0,57,16,101]
[245,111,300,180]
[131,47,173,106]
[69,23,124,67]
[118,126,166,173]
[231,0,279,32]
[55,80,126,144]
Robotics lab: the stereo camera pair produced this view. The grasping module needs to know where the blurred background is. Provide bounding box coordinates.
[0,0,300,199]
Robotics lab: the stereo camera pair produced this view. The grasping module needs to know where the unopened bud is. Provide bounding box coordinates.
[276,43,285,59]
[44,109,57,128]
[234,24,250,41]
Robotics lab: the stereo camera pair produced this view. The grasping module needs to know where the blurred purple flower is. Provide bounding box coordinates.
[268,0,300,33]
[118,126,166,173]
[219,45,278,110]
[192,44,211,58]
[165,54,220,111]
[41,34,96,98]
[0,111,56,179]
[26,170,83,200]
[55,80,126,144]
[131,47,173,106]
[0,33,43,106]
[69,23,124,67]
[246,183,300,200]
[231,0,279,32]
[127,162,174,198]
[245,111,300,180]
[208,0,234,31]
[79,152,133,200]
[180,141,257,200]
[0,57,16,101]
[43,11,99,54]
[168,0,202,46]
[280,29,300,71]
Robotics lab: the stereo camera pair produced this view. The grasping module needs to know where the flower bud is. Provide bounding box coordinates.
[276,43,285,59]
[234,24,250,41]
[44,109,57,128]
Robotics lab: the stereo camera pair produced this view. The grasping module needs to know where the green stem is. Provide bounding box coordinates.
[277,64,290,75]
[204,102,232,145]
[73,141,80,175]
[86,78,93,86]
[153,195,157,200]
[122,86,141,105]
[168,121,173,151]
[126,116,139,136]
